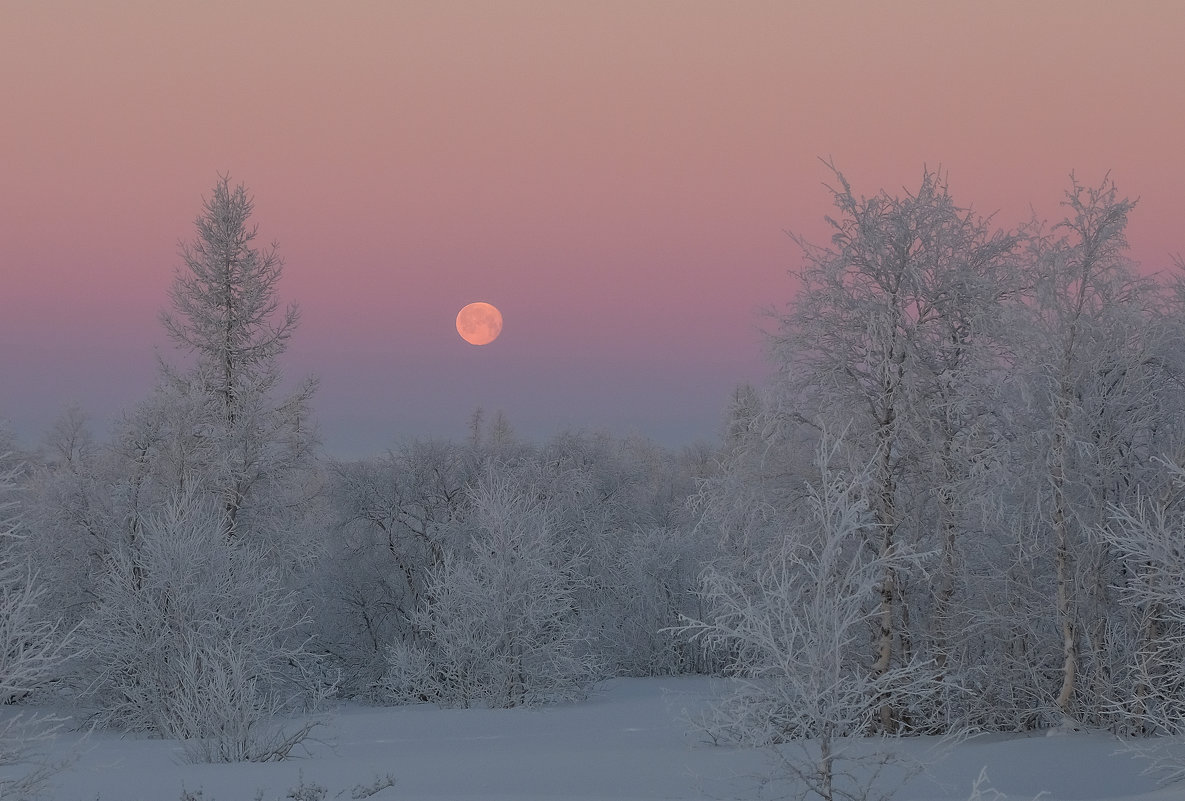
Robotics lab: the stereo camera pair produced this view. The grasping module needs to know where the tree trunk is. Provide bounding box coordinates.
[874,423,898,733]
[1052,390,1078,720]
[934,438,959,677]
[819,723,834,801]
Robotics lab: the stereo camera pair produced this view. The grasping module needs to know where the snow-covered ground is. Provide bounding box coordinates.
[18,677,1185,801]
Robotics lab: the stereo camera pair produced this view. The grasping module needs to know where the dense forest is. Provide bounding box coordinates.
[5,168,1185,796]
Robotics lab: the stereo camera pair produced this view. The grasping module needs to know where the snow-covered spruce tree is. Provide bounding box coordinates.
[26,179,320,643]
[82,489,322,763]
[680,438,936,801]
[58,178,332,760]
[159,175,317,550]
[768,164,1021,731]
[384,463,600,708]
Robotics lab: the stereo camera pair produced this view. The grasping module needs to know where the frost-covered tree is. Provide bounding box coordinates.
[768,165,1021,730]
[681,166,1185,750]
[384,463,600,708]
[0,466,77,797]
[321,428,711,696]
[160,175,317,545]
[13,180,334,763]
[681,439,935,801]
[319,440,472,695]
[1003,176,1176,726]
[1097,462,1185,731]
[81,489,325,762]
[20,408,112,627]
[535,432,712,676]
[27,178,322,626]
[1034,178,1138,719]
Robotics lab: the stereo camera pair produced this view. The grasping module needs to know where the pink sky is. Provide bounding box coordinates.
[3,2,1184,456]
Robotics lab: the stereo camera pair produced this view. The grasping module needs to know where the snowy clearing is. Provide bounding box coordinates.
[15,677,1183,801]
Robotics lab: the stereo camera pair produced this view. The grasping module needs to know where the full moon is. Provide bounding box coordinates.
[456,302,503,346]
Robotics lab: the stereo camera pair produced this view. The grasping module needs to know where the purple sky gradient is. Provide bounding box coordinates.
[4,2,1183,456]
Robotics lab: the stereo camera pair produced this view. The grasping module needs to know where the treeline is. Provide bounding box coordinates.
[4,167,1185,781]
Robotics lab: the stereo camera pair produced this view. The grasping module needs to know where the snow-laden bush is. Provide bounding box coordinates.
[599,524,712,676]
[1097,459,1185,738]
[81,490,330,762]
[382,466,600,708]
[680,440,938,801]
[0,464,78,797]
[1095,458,1185,785]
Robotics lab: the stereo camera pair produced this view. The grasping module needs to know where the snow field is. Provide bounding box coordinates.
[24,677,1182,801]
